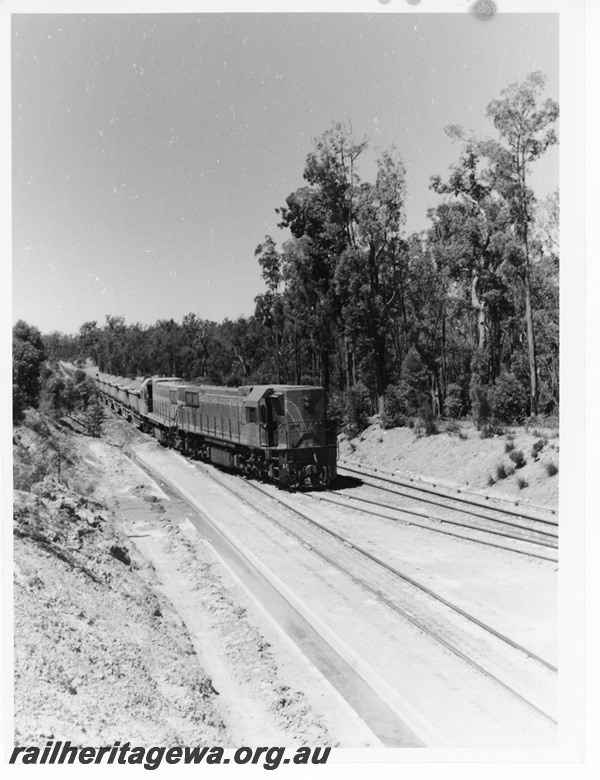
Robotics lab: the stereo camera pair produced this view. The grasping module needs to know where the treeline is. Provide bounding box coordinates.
[13,320,103,436]
[39,72,558,433]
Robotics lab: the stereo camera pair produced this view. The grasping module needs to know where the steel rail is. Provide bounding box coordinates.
[339,458,558,518]
[311,490,558,563]
[321,488,557,546]
[338,458,557,522]
[203,470,557,724]
[338,462,559,528]
[246,482,557,671]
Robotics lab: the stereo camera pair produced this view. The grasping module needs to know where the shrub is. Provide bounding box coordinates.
[516,476,528,490]
[326,391,345,433]
[22,410,52,437]
[329,385,371,439]
[415,401,437,437]
[531,438,545,460]
[444,383,464,419]
[508,449,526,469]
[399,349,429,418]
[344,383,371,439]
[82,401,104,438]
[487,474,496,486]
[505,441,515,453]
[545,461,558,476]
[471,384,492,431]
[381,382,410,429]
[495,463,509,480]
[40,373,75,418]
[489,372,528,424]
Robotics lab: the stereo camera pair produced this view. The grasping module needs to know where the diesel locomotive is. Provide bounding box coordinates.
[92,372,337,488]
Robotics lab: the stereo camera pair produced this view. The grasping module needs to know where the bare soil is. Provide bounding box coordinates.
[13,416,228,746]
[12,409,559,748]
[12,413,374,747]
[339,419,559,510]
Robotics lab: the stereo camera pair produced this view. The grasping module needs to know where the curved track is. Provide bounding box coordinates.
[85,398,557,732]
[197,464,557,727]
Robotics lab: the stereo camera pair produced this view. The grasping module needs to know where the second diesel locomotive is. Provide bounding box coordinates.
[93,372,337,488]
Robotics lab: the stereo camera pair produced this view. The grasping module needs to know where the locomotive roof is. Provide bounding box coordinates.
[97,373,324,397]
[177,383,322,394]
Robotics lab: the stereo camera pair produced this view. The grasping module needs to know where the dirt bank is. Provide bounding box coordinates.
[339,420,559,509]
[12,413,369,747]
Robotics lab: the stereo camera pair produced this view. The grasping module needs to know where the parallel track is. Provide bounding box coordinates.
[334,462,558,561]
[339,459,557,525]
[93,399,557,727]
[198,465,557,727]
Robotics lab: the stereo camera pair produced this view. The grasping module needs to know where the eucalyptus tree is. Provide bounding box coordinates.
[429,136,518,387]
[481,71,559,414]
[275,122,408,409]
[277,122,368,391]
[335,147,408,411]
[254,235,284,382]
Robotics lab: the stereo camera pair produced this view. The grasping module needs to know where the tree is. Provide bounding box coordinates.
[78,321,102,367]
[274,122,408,409]
[482,71,559,415]
[430,133,519,376]
[277,122,369,391]
[337,147,408,412]
[13,320,46,420]
[255,236,284,382]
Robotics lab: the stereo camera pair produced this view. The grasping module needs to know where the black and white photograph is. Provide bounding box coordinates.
[5,0,588,770]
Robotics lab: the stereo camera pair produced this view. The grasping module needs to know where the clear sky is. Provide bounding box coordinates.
[11,10,559,335]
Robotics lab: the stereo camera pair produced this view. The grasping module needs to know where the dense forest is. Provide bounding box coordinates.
[17,72,559,435]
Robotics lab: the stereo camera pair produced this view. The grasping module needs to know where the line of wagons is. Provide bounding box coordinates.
[91,371,338,488]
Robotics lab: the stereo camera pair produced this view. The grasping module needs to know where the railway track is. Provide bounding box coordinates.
[94,404,557,735]
[338,459,557,522]
[334,461,558,561]
[196,463,557,728]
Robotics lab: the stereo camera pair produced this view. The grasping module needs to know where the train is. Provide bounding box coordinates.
[90,371,338,488]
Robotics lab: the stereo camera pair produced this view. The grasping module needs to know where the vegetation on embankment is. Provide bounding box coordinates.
[340,418,558,509]
[13,406,229,745]
[12,344,229,744]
